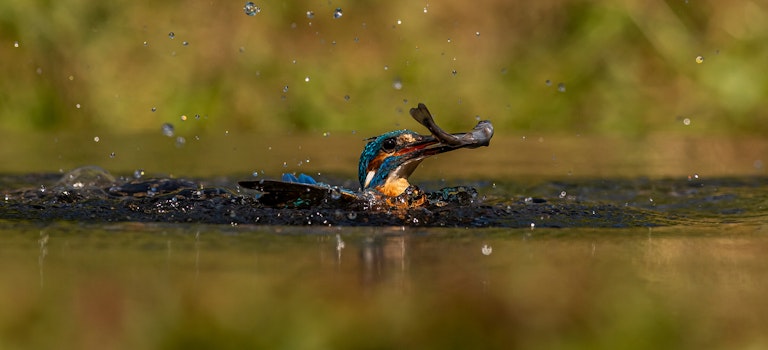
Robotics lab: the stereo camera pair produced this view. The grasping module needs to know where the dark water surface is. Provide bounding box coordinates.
[1,134,767,348]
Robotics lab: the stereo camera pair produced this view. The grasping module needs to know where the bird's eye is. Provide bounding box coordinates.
[382,137,397,152]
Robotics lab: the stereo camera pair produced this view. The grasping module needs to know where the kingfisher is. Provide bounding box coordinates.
[239,103,494,208]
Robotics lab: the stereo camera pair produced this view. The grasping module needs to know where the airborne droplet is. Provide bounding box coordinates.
[333,8,343,19]
[244,2,260,16]
[161,123,175,137]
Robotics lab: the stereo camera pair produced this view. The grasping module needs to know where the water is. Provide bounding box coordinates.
[1,222,767,349]
[1,133,767,348]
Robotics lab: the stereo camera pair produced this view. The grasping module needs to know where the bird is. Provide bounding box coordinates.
[239,103,493,208]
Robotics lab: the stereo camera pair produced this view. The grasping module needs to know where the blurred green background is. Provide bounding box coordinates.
[2,0,767,137]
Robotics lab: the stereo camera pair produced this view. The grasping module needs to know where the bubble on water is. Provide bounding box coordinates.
[344,94,350,101]
[423,6,428,13]
[396,19,402,25]
[161,123,175,137]
[134,169,145,179]
[75,103,81,109]
[195,114,201,120]
[151,107,157,112]
[545,79,552,86]
[475,31,480,37]
[333,8,343,19]
[244,2,260,16]
[182,41,189,46]
[251,171,259,177]
[282,85,289,93]
[13,41,19,48]
[392,79,403,90]
[383,65,389,71]
[143,41,149,47]
[168,32,175,39]
[175,136,186,148]
[451,69,457,76]
[530,222,535,230]
[180,115,187,121]
[93,136,100,142]
[695,55,704,64]
[559,191,567,198]
[557,82,566,92]
[109,152,116,158]
[481,244,492,255]
[304,76,310,82]
[306,10,314,18]
[347,212,357,220]
[40,185,46,193]
[683,117,691,126]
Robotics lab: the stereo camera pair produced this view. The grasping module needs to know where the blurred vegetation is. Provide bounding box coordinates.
[1,0,767,137]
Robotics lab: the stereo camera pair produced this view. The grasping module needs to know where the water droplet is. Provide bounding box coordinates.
[13,41,19,48]
[151,107,157,112]
[530,222,535,230]
[168,32,175,39]
[134,169,145,179]
[423,6,428,13]
[93,136,100,142]
[559,191,567,198]
[333,8,343,19]
[306,10,314,18]
[323,132,330,137]
[304,76,310,82]
[347,212,357,220]
[396,19,402,25]
[557,82,566,92]
[392,79,403,90]
[182,41,189,46]
[475,31,480,37]
[753,160,764,170]
[251,171,259,177]
[75,103,81,109]
[451,69,457,76]
[143,41,149,46]
[282,85,289,93]
[330,187,342,200]
[481,244,492,255]
[683,117,691,126]
[244,2,260,16]
[545,79,552,86]
[180,115,187,121]
[109,152,116,158]
[175,136,186,148]
[195,114,201,120]
[383,65,389,71]
[695,55,704,64]
[344,95,350,101]
[161,123,175,137]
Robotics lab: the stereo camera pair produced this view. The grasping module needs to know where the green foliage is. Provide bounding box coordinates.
[1,0,767,136]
